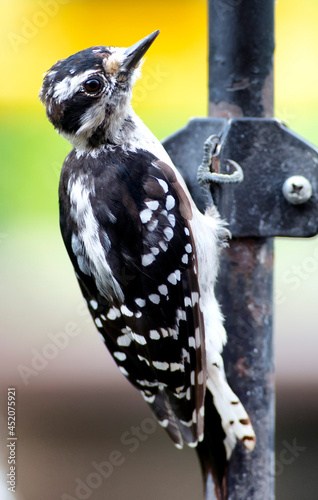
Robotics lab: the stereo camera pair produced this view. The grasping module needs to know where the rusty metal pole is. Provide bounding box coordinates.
[209,1,275,498]
[164,1,318,497]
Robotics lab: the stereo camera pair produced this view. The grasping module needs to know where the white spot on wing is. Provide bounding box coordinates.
[90,299,98,310]
[135,298,146,307]
[119,366,129,376]
[117,334,132,346]
[133,333,147,345]
[153,361,169,370]
[121,326,132,333]
[159,240,168,252]
[188,337,196,348]
[181,254,188,265]
[146,200,159,210]
[158,284,168,295]
[168,214,176,227]
[140,208,153,224]
[114,352,126,361]
[177,309,187,321]
[149,330,160,340]
[167,272,177,285]
[185,243,192,253]
[184,297,192,307]
[165,195,175,211]
[160,328,169,337]
[107,307,121,320]
[163,226,174,241]
[121,305,134,317]
[168,327,178,338]
[149,294,160,304]
[170,362,184,372]
[95,318,103,328]
[142,253,156,267]
[157,178,168,193]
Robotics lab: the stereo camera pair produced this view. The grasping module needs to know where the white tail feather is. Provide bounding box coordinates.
[206,356,256,459]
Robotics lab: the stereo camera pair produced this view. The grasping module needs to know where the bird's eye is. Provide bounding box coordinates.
[84,78,102,94]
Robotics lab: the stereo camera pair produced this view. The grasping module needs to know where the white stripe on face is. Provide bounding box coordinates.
[53,70,98,103]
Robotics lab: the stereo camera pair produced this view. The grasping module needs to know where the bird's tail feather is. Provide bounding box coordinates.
[196,390,228,500]
[206,361,256,459]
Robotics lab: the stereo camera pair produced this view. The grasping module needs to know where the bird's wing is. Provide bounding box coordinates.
[59,148,206,448]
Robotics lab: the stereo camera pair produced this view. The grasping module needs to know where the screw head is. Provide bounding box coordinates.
[282,175,313,205]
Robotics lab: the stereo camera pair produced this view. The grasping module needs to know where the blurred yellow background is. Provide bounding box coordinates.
[1,1,318,499]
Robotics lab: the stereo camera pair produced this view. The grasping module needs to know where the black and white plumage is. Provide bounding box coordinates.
[40,30,255,479]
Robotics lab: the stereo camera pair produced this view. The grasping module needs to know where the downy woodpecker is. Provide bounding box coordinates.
[40,30,255,491]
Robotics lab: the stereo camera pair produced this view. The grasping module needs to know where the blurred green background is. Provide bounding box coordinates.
[1,1,318,499]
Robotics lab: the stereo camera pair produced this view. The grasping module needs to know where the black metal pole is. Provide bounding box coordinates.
[165,1,318,496]
[209,0,274,118]
[209,1,275,499]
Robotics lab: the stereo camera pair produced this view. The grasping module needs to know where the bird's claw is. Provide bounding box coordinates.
[197,135,244,185]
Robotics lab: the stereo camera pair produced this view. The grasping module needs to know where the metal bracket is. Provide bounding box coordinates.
[163,117,318,238]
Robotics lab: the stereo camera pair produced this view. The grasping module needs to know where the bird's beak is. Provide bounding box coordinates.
[122,30,160,71]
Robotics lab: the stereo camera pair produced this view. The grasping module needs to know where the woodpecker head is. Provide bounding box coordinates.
[40,30,159,150]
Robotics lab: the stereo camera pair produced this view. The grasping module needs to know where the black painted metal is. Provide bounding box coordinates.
[162,0,317,499]
[210,118,318,237]
[208,2,275,499]
[217,238,274,500]
[164,118,318,237]
[208,0,274,118]
[163,1,275,499]
[209,2,275,499]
